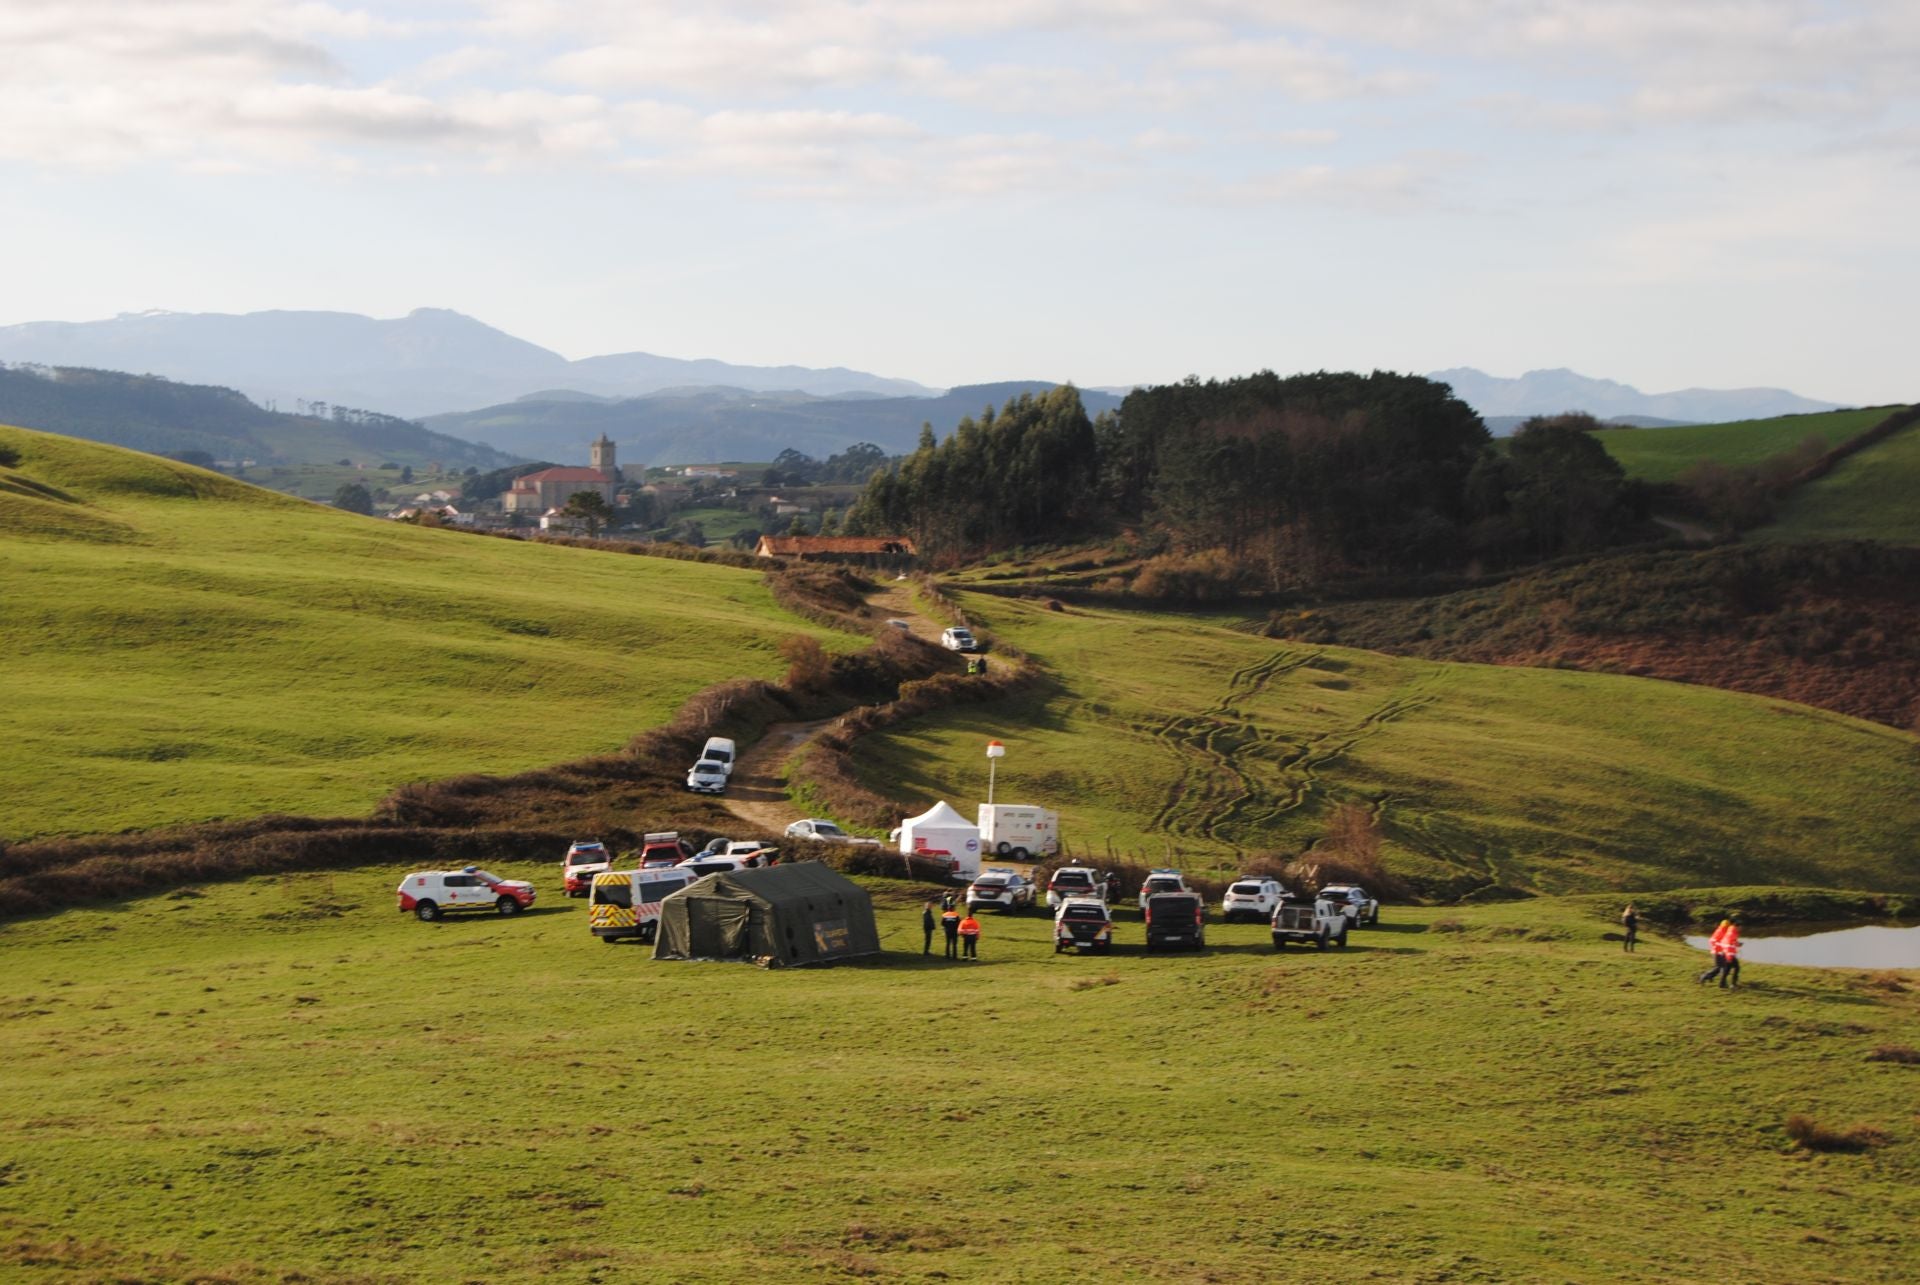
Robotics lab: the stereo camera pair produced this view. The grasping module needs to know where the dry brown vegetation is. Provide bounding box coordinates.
[1783,1113,1892,1153]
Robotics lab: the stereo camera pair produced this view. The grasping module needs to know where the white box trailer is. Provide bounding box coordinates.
[976,804,1059,860]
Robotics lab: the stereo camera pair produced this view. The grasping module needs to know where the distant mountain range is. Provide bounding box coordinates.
[1430,367,1842,425]
[0,308,937,419]
[0,308,1860,464]
[426,381,1126,466]
[0,364,516,470]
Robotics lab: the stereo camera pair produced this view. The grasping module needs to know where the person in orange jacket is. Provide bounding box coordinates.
[940,903,961,959]
[958,911,982,959]
[1697,915,1741,987]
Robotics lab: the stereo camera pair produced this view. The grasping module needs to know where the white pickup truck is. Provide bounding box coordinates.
[784,818,881,846]
[1270,899,1350,950]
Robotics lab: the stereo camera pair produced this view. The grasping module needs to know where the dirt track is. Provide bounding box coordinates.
[716,577,957,839]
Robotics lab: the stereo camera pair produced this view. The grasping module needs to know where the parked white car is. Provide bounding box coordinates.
[1046,865,1105,908]
[1137,868,1189,905]
[1319,884,1380,926]
[966,868,1035,912]
[396,866,536,922]
[685,759,729,794]
[1221,877,1288,922]
[939,626,980,652]
[784,818,880,846]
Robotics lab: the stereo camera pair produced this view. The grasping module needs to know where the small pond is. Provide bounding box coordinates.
[1684,922,1920,970]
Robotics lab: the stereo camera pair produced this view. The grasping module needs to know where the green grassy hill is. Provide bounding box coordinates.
[1599,407,1898,483]
[1758,415,1920,545]
[0,425,851,840]
[844,593,1920,896]
[1,866,1913,1282]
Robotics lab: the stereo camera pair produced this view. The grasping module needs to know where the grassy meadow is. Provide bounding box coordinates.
[843,594,1920,895]
[0,865,1915,1283]
[1598,407,1900,484]
[1758,417,1920,546]
[0,426,853,840]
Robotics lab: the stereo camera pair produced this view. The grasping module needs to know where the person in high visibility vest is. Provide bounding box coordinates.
[940,904,962,959]
[1697,915,1741,987]
[958,912,982,959]
[1715,915,1741,987]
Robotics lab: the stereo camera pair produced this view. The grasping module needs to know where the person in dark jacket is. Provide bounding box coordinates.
[1621,904,1638,953]
[940,904,961,959]
[922,900,936,955]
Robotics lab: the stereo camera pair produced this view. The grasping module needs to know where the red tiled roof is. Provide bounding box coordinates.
[757,536,917,555]
[515,467,613,484]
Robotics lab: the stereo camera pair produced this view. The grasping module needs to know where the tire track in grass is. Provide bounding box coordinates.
[1142,648,1317,839]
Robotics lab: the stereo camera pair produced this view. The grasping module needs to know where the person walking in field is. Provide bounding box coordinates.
[922,900,937,956]
[958,911,982,959]
[1715,914,1741,988]
[1697,915,1741,987]
[1621,904,1638,953]
[941,903,962,959]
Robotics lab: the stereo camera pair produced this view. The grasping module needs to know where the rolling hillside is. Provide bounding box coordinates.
[0,425,853,840]
[0,363,517,471]
[842,592,1920,896]
[1759,413,1920,545]
[1598,406,1898,483]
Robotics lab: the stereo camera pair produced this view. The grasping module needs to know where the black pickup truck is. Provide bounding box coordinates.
[1142,892,1206,952]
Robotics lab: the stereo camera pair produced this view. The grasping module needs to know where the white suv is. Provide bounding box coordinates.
[397,866,536,922]
[939,626,980,652]
[966,868,1034,912]
[1319,884,1380,926]
[1046,866,1105,908]
[1137,868,1188,904]
[1221,877,1288,922]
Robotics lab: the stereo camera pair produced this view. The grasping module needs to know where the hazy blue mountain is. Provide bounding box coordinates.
[1431,367,1842,423]
[424,381,1125,466]
[0,363,518,469]
[0,308,937,418]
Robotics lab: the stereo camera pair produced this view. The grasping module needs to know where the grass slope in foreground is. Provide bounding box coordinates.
[1598,407,1898,484]
[0,425,851,840]
[847,594,1919,894]
[0,868,1915,1282]
[1757,415,1920,546]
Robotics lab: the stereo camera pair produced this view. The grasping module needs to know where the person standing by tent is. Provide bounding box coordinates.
[922,899,936,956]
[941,902,961,959]
[958,910,982,959]
[1621,904,1639,953]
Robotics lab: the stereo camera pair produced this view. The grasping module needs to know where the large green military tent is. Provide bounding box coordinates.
[652,862,881,966]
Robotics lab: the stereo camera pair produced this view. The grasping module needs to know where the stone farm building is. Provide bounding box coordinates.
[754,535,917,567]
[503,435,621,515]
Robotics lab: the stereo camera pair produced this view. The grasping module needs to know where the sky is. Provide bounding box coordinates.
[3,0,1916,402]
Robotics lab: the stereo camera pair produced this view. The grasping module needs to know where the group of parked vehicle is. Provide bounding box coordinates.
[950,864,1380,956]
[394,838,1381,960]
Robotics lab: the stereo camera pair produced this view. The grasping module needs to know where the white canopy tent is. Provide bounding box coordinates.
[896,800,982,880]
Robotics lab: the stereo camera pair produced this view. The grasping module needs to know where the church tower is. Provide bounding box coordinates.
[590,434,618,481]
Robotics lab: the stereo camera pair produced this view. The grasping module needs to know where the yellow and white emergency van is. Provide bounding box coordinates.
[588,867,695,944]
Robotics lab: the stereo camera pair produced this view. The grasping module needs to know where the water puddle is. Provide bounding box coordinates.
[1684,923,1920,970]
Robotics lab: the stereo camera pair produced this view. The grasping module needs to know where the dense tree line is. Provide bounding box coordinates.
[844,373,1646,585]
[843,386,1099,550]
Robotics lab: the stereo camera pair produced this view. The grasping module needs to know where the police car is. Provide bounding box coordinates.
[396,866,536,921]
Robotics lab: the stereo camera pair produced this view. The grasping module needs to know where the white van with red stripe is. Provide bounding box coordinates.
[588,867,695,944]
